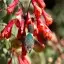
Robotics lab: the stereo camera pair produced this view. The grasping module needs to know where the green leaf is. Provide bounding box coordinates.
[4,39,11,49]
[11,24,18,37]
[3,0,7,4]
[12,55,19,64]
[0,55,7,64]
[0,10,7,20]
[0,23,6,32]
[3,14,12,23]
[3,48,8,54]
[6,0,13,5]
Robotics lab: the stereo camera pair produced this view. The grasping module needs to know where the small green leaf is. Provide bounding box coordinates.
[12,56,19,64]
[3,0,6,4]
[0,23,6,32]
[6,0,13,5]
[11,24,18,37]
[4,39,11,49]
[0,10,7,20]
[3,48,8,54]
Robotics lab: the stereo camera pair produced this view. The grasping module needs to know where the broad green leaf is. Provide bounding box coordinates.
[11,24,18,37]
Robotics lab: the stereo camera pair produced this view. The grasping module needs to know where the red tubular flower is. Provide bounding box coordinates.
[7,0,19,14]
[18,55,31,64]
[12,19,24,39]
[37,18,53,40]
[15,8,24,38]
[35,0,46,8]
[33,2,42,18]
[1,18,24,39]
[15,8,23,16]
[1,20,14,38]
[26,12,32,25]
[15,8,23,21]
[36,33,45,46]
[32,0,36,5]
[42,10,53,26]
[22,43,27,56]
[22,56,31,64]
[18,20,24,38]
[18,56,25,64]
[8,53,31,64]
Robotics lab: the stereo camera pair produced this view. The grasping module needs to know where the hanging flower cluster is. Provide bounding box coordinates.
[0,0,54,64]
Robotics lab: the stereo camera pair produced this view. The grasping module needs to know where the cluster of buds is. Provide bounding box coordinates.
[0,0,54,64]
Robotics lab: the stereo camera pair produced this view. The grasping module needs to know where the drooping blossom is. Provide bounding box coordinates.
[32,2,42,18]
[7,0,19,14]
[37,18,53,40]
[18,55,31,64]
[35,0,46,8]
[1,19,24,39]
[42,10,53,26]
[1,20,14,38]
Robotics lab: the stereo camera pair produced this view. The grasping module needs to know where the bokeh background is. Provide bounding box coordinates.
[0,0,64,64]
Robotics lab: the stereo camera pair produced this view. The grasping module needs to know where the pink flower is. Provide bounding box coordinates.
[1,20,14,38]
[26,12,32,25]
[1,19,24,39]
[15,8,24,38]
[7,0,19,14]
[18,55,31,64]
[35,0,46,8]
[15,8,23,16]
[8,55,31,64]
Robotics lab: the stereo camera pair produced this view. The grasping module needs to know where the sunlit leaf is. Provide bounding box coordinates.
[11,24,18,37]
